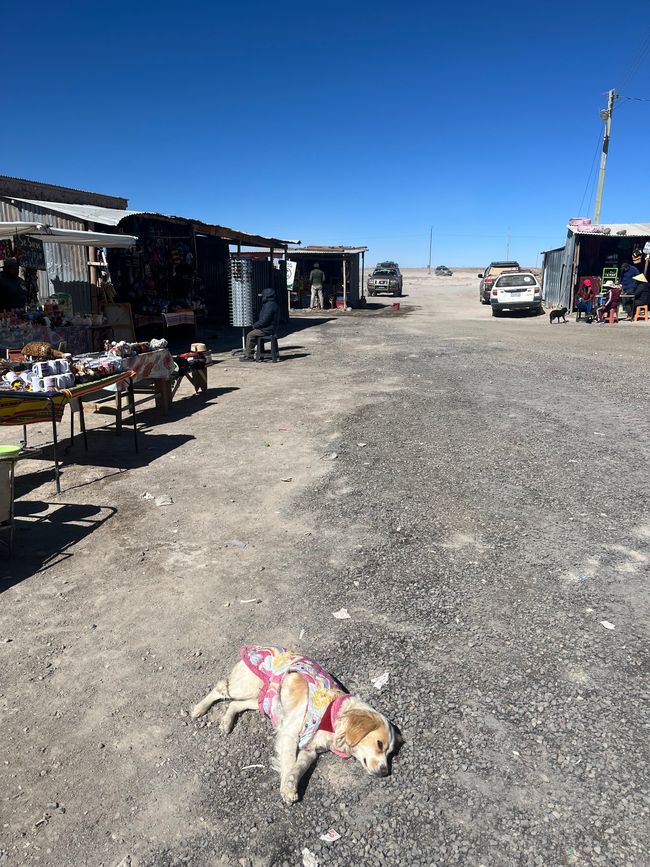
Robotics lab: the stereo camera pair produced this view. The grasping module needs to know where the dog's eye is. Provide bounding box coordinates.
[377,740,384,751]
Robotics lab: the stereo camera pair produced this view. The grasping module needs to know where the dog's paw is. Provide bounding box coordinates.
[190,705,204,721]
[220,715,234,734]
[280,785,299,805]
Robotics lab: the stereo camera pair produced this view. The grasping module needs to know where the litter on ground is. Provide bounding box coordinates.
[302,847,319,867]
[154,495,174,507]
[371,671,390,690]
[332,608,351,620]
[319,828,342,843]
[600,620,616,630]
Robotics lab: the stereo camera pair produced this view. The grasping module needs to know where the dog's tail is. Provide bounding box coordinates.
[190,678,230,720]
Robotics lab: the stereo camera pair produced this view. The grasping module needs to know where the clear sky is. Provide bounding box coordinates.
[4,0,650,266]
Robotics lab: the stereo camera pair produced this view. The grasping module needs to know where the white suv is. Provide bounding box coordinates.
[490,271,542,316]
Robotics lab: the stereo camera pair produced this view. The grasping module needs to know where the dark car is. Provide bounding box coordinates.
[368,267,403,296]
[478,261,520,304]
[377,261,400,274]
[435,265,453,276]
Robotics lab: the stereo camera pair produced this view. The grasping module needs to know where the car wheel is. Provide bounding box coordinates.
[491,307,501,317]
[368,291,375,296]
[394,291,402,297]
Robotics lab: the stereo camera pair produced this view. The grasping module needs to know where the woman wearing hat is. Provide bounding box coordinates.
[597,280,623,322]
[576,278,597,319]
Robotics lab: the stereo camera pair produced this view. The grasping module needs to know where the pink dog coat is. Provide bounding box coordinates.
[241,646,350,756]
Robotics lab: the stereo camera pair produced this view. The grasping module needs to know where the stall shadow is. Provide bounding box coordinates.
[125,386,239,429]
[12,429,195,497]
[1,500,116,591]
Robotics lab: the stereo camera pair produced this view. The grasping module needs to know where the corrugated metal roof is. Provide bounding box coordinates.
[568,222,650,237]
[0,176,127,209]
[287,245,368,255]
[8,198,299,248]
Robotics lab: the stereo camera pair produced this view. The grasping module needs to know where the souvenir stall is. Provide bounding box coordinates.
[0,222,137,355]
[106,216,212,337]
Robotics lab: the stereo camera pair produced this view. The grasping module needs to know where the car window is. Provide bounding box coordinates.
[374,269,396,276]
[496,274,537,288]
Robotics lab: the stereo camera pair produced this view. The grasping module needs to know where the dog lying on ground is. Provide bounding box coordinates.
[191,645,399,804]
[549,307,568,323]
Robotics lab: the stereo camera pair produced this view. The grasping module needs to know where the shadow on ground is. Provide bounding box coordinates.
[1,500,117,589]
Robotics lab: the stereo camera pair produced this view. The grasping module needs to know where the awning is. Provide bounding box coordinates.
[0,221,137,247]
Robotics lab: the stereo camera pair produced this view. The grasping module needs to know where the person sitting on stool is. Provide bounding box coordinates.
[576,278,596,317]
[240,287,280,362]
[596,280,622,322]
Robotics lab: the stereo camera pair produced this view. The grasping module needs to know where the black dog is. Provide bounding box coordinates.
[549,307,568,324]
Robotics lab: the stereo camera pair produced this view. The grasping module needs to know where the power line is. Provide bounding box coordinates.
[577,125,603,216]
[617,94,650,102]
[618,28,650,91]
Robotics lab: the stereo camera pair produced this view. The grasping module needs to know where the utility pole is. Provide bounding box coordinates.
[506,227,511,260]
[594,89,616,224]
[428,227,432,274]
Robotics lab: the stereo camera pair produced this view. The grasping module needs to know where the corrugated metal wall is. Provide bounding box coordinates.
[0,198,91,311]
[348,255,360,307]
[542,236,575,309]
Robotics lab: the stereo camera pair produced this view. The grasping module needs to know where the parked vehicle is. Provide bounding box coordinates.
[490,271,542,316]
[478,261,520,304]
[376,261,400,274]
[368,267,403,296]
[435,265,453,276]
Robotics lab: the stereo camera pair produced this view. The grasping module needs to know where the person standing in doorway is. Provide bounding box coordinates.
[309,262,325,310]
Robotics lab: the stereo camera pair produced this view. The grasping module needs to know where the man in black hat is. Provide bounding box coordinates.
[0,258,27,310]
[240,287,280,362]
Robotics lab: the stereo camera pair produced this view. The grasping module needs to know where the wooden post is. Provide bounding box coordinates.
[342,258,348,309]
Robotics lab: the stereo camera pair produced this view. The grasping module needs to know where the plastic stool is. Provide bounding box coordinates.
[255,335,279,362]
[633,305,648,322]
[0,445,21,556]
[607,309,618,324]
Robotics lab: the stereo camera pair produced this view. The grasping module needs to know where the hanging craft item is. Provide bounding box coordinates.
[0,239,13,262]
[229,258,255,327]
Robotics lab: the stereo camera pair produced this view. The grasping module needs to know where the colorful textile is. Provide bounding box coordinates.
[241,646,351,754]
[163,309,195,328]
[119,349,174,383]
[0,371,135,426]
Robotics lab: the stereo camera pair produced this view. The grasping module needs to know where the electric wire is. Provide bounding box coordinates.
[577,125,603,217]
[618,28,650,92]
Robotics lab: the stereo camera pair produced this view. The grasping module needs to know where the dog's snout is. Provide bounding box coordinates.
[378,765,390,777]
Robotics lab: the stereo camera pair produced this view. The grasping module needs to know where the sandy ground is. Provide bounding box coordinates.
[1,270,648,866]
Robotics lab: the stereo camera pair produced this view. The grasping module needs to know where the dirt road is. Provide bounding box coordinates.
[1,270,648,866]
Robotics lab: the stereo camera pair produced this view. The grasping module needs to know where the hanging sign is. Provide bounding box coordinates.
[15,235,46,270]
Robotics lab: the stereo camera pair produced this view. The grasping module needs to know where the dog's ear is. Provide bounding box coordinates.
[340,708,380,748]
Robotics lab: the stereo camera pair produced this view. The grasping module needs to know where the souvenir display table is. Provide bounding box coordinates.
[103,348,175,417]
[0,370,138,494]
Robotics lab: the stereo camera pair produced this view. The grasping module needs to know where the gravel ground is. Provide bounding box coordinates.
[1,270,648,866]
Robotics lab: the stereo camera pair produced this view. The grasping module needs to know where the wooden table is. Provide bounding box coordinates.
[0,371,138,494]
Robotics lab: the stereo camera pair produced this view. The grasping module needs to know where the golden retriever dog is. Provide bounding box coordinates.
[191,646,398,804]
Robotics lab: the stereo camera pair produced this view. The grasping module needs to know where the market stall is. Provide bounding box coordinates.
[542,220,650,316]
[0,221,137,354]
[285,246,367,310]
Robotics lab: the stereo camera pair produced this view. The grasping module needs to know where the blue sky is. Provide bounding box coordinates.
[5,0,650,266]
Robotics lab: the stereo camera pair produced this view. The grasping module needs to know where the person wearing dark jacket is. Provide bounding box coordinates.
[0,258,27,310]
[240,287,280,361]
